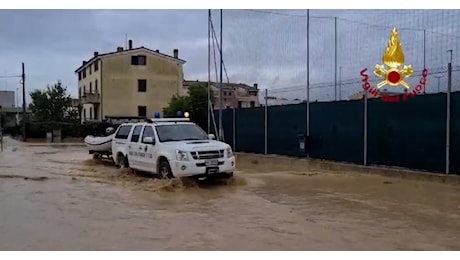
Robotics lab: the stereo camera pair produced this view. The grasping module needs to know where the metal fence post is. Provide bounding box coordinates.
[264,89,268,155]
[364,92,368,166]
[334,17,338,101]
[306,9,310,158]
[232,106,236,151]
[446,50,452,174]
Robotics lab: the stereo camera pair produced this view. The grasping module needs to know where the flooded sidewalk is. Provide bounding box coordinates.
[0,137,459,250]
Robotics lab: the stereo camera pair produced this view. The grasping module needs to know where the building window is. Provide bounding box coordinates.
[131,55,147,66]
[95,80,98,93]
[78,72,82,81]
[89,65,92,75]
[83,85,86,94]
[89,107,93,119]
[250,101,255,108]
[94,107,98,120]
[83,108,86,119]
[138,79,147,92]
[94,61,99,71]
[238,101,242,108]
[78,87,81,98]
[138,106,147,117]
[89,82,92,93]
[82,69,86,78]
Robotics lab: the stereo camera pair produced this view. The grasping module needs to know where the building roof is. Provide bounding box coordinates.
[74,46,186,73]
[183,80,259,92]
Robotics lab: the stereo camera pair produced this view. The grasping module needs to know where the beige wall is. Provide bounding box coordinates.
[101,49,184,118]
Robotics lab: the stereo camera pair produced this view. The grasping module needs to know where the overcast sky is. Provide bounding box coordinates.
[1,9,459,105]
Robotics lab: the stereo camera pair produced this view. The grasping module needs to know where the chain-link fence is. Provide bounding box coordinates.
[210,9,460,102]
[210,9,460,174]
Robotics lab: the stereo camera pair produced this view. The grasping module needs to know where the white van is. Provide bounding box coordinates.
[111,118,235,179]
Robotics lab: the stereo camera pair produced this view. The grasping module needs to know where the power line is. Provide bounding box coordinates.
[0,75,21,79]
[266,66,460,93]
[242,9,460,39]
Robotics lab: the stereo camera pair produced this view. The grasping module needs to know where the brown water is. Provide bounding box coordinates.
[1,137,459,250]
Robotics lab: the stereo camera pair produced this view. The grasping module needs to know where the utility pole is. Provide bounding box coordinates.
[21,62,26,142]
[207,9,211,134]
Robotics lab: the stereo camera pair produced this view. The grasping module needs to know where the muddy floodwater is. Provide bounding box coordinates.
[1,137,460,250]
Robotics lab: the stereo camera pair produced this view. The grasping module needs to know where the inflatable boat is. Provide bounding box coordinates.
[84,127,115,156]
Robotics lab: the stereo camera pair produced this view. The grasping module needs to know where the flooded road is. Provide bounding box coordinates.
[1,137,460,250]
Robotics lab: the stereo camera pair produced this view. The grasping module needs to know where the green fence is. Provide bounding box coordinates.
[215,92,460,175]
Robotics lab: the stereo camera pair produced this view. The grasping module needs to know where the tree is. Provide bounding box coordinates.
[29,81,73,122]
[162,82,214,130]
[162,94,191,117]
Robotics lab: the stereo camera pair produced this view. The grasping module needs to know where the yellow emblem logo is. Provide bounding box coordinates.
[373,28,414,89]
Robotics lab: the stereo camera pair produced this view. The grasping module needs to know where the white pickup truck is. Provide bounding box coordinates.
[111,118,235,180]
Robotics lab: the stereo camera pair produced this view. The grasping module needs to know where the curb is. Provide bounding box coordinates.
[235,152,460,184]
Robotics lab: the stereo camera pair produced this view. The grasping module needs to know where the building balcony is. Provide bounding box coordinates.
[81,92,100,104]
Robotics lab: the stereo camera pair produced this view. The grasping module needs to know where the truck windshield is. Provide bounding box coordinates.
[156,124,209,142]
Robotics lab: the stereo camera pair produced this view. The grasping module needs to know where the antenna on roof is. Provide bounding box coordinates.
[125,33,128,50]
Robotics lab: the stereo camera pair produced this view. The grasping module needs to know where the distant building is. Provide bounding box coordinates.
[183,80,260,109]
[75,40,186,123]
[348,89,403,100]
[0,90,15,108]
[70,98,81,107]
[264,97,304,106]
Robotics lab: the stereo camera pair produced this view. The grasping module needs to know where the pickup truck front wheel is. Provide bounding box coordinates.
[158,160,174,179]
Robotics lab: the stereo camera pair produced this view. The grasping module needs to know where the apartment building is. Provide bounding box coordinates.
[0,90,15,108]
[75,40,186,123]
[183,80,260,109]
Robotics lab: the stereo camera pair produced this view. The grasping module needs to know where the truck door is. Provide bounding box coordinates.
[127,125,144,170]
[138,125,157,172]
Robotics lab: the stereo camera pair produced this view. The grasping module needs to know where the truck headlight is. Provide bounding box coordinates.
[176,150,189,161]
[226,147,233,158]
